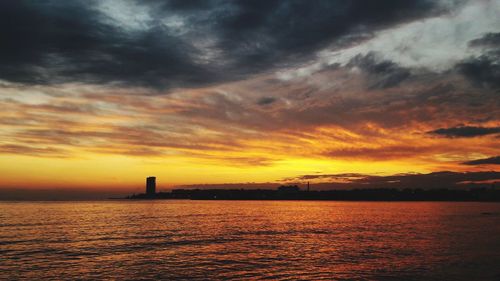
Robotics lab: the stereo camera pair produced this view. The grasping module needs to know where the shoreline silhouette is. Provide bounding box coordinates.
[126,184,500,202]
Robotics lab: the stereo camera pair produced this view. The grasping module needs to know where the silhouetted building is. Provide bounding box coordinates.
[146,176,156,195]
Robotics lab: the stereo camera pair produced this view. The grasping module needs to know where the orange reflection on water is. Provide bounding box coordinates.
[1,201,500,280]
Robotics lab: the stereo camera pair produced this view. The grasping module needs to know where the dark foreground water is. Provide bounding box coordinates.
[1,201,500,280]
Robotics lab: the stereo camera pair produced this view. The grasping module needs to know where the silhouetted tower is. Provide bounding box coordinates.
[146,176,156,195]
[307,181,310,192]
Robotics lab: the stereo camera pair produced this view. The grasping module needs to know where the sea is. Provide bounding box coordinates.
[1,200,500,280]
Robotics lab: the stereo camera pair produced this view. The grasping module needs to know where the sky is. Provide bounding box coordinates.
[0,0,499,197]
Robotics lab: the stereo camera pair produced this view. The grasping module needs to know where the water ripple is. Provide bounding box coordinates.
[1,201,500,280]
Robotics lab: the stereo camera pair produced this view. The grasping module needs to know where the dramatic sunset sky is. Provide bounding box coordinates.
[0,0,499,197]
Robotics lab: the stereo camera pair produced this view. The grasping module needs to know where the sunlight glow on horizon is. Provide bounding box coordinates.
[0,1,498,191]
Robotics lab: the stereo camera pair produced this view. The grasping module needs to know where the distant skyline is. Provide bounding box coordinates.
[0,0,499,195]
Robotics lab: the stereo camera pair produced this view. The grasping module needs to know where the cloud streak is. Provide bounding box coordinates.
[284,171,500,190]
[462,156,500,166]
[428,126,500,138]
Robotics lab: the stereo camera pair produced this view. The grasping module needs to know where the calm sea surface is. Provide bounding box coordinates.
[1,201,500,280]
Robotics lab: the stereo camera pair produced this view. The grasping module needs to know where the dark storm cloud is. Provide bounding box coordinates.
[462,156,500,166]
[0,0,442,88]
[457,32,500,89]
[256,97,277,105]
[210,0,440,70]
[0,1,212,88]
[468,32,500,48]
[347,53,411,89]
[428,126,500,138]
[456,56,500,89]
